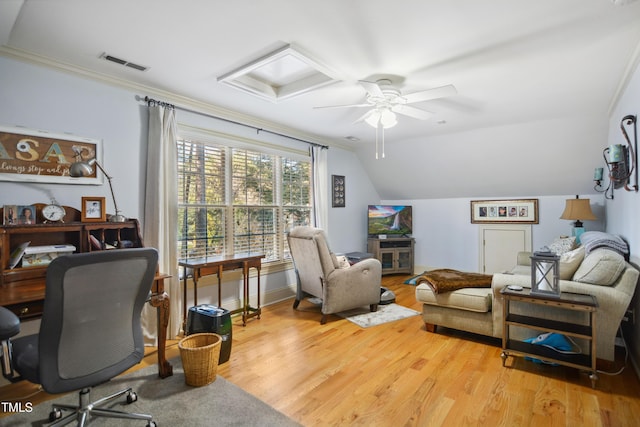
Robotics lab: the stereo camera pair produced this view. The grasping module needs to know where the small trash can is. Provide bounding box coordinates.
[187,304,232,364]
[178,333,221,386]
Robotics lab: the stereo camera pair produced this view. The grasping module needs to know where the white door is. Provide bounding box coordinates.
[479,224,532,274]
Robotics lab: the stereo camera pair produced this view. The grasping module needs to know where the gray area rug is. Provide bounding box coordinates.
[337,303,420,328]
[1,359,301,426]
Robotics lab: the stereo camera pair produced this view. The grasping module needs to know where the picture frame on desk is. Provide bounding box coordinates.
[3,205,37,225]
[81,196,106,222]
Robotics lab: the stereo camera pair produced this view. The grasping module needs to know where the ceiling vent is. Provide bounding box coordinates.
[99,53,149,72]
[217,44,339,103]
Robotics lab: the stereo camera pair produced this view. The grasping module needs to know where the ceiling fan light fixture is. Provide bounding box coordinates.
[365,108,397,129]
[380,109,397,128]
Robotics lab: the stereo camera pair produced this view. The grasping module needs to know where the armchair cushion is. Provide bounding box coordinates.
[559,246,585,280]
[572,248,626,286]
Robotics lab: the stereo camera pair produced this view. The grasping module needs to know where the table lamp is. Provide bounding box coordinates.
[69,152,126,222]
[559,195,596,243]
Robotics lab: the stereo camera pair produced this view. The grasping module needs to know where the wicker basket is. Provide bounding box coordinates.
[178,333,222,386]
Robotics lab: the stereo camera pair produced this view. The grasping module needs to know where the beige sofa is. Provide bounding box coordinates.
[415,244,639,361]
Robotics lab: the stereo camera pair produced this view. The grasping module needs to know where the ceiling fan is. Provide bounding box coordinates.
[315,79,457,158]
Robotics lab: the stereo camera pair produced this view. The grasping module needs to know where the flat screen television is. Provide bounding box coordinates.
[367,205,412,236]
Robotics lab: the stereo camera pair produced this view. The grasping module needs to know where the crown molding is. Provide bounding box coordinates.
[0,45,353,151]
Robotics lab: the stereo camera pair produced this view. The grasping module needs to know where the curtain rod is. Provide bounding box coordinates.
[143,96,329,150]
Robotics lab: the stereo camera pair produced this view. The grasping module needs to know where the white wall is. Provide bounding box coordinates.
[385,194,605,273]
[605,55,640,375]
[359,116,609,201]
[0,55,379,307]
[0,56,147,219]
[326,148,380,253]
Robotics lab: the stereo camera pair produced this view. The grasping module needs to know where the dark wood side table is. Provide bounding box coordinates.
[179,254,265,329]
[500,287,598,388]
[149,273,173,378]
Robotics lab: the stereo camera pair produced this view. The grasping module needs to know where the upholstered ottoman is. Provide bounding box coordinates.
[415,285,494,336]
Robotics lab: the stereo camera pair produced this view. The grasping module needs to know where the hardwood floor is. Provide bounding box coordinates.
[2,274,640,426]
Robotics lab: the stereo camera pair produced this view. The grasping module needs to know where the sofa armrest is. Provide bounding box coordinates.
[517,251,532,267]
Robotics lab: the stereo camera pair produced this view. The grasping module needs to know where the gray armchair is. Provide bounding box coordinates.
[287,226,381,324]
[0,248,158,427]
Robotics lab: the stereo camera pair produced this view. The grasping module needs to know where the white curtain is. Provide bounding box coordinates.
[141,104,181,343]
[311,145,328,231]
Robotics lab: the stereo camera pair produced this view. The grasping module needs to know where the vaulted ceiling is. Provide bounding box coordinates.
[2,0,640,199]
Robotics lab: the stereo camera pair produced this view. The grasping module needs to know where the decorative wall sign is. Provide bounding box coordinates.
[470,199,539,224]
[0,125,102,184]
[332,175,345,208]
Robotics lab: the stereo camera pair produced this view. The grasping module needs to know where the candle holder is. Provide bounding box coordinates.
[530,251,560,298]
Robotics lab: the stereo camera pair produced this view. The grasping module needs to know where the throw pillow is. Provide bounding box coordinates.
[335,255,351,269]
[547,236,577,255]
[572,248,626,286]
[330,252,341,269]
[559,246,585,280]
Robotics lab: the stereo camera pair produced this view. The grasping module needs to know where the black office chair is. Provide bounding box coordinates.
[0,248,158,427]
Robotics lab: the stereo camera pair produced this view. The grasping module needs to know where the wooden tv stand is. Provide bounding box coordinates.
[0,204,173,378]
[367,237,414,275]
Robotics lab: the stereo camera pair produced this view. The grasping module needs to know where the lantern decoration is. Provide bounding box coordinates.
[530,251,560,298]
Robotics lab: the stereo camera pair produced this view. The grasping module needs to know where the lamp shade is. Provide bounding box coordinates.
[560,198,597,221]
[69,158,96,177]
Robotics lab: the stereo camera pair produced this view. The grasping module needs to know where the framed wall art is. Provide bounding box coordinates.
[0,125,102,185]
[471,199,538,224]
[81,197,106,222]
[332,175,345,208]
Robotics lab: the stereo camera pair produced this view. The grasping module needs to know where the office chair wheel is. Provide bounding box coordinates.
[49,408,62,422]
[146,421,157,427]
[126,391,138,404]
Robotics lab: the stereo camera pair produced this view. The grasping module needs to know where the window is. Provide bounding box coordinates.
[177,137,311,263]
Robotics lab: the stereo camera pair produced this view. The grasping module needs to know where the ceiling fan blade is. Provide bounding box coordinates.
[358,80,384,98]
[313,103,371,110]
[402,84,457,104]
[392,104,433,120]
[353,109,376,125]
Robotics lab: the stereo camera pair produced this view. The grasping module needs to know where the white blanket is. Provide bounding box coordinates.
[580,231,629,258]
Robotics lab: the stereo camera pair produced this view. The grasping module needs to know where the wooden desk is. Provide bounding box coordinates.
[0,216,172,378]
[179,254,265,328]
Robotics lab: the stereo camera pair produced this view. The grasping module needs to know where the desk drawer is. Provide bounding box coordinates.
[4,300,44,320]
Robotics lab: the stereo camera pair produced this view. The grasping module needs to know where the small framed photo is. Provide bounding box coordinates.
[81,197,106,222]
[3,205,18,225]
[3,205,36,225]
[332,175,345,208]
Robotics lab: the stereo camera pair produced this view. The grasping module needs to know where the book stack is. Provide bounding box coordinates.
[21,244,76,267]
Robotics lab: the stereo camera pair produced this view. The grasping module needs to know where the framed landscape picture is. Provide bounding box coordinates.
[470,199,538,224]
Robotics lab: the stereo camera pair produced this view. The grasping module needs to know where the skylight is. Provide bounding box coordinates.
[217,44,338,102]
